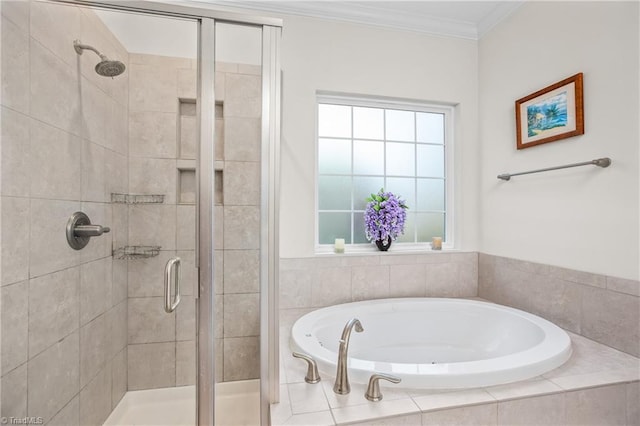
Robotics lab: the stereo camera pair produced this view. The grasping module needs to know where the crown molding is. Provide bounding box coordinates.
[204,1,522,40]
[477,0,524,38]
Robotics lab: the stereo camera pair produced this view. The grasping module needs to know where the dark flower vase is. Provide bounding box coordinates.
[375,238,392,251]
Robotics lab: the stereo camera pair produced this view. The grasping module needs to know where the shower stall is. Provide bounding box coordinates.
[0,1,281,425]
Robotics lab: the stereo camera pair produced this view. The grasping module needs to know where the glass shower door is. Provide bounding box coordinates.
[206,20,264,426]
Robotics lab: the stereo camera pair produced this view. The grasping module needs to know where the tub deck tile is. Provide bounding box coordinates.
[484,377,563,401]
[542,332,639,379]
[421,403,497,426]
[347,413,423,426]
[320,380,411,409]
[331,398,420,425]
[288,382,331,414]
[548,370,640,392]
[411,388,496,412]
[275,410,335,426]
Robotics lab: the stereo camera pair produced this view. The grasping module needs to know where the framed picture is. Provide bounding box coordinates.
[515,73,584,149]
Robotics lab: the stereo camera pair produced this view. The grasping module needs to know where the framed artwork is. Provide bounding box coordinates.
[515,73,584,149]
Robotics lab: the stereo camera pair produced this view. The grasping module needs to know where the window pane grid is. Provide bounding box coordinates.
[318,100,449,246]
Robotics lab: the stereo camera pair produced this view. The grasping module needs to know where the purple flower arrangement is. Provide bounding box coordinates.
[364,189,408,246]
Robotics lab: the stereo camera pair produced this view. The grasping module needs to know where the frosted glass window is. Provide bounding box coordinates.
[417,112,444,144]
[395,212,415,243]
[353,214,369,244]
[318,138,351,174]
[317,97,450,246]
[417,179,445,211]
[354,107,384,140]
[319,213,351,244]
[416,213,445,242]
[386,142,415,176]
[386,177,415,210]
[417,145,444,177]
[354,176,385,210]
[386,109,415,141]
[353,140,384,175]
[318,104,351,138]
[319,176,351,210]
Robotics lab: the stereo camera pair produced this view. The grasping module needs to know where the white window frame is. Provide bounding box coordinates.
[315,92,455,253]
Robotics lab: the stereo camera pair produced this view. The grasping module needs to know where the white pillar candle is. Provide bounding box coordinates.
[432,237,442,250]
[334,238,345,253]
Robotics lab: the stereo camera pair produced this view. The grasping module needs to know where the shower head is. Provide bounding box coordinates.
[74,39,126,78]
[95,58,126,78]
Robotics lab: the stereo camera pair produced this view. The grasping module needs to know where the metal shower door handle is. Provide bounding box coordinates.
[164,257,181,313]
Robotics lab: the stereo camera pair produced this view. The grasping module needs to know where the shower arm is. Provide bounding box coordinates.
[74,40,107,61]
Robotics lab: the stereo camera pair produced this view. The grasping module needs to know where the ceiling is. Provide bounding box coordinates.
[94,0,524,60]
[200,1,526,39]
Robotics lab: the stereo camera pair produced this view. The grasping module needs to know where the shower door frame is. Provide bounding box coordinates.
[54,2,282,425]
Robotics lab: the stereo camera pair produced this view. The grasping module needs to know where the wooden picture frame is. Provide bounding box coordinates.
[515,73,584,149]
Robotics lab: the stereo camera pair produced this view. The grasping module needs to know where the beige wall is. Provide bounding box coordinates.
[478,1,640,280]
[279,15,480,257]
[1,2,129,424]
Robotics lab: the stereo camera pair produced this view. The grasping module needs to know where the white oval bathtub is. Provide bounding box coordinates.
[290,298,572,389]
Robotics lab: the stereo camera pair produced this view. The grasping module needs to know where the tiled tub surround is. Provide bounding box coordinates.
[479,253,640,358]
[275,252,639,425]
[1,2,129,425]
[274,320,639,426]
[279,252,479,310]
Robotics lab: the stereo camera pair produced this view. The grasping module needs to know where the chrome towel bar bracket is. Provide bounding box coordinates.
[498,157,611,181]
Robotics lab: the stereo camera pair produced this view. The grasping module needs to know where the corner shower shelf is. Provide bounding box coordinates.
[114,245,161,260]
[111,193,165,204]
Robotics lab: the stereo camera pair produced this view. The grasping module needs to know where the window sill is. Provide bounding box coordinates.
[314,243,459,256]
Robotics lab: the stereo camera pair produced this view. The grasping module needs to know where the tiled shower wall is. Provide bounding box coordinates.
[1,2,129,425]
[125,53,199,390]
[479,253,640,357]
[217,62,263,383]
[125,54,262,388]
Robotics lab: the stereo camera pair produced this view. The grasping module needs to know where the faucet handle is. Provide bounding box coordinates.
[365,373,401,402]
[292,352,321,384]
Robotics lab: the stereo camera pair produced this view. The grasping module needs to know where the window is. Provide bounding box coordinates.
[316,94,453,248]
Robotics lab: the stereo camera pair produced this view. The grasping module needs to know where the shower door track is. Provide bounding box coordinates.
[52,2,282,425]
[55,0,282,26]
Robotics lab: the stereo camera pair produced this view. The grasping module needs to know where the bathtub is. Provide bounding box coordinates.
[290,298,572,389]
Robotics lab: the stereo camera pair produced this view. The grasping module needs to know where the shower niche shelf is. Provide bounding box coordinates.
[114,245,161,260]
[111,193,165,204]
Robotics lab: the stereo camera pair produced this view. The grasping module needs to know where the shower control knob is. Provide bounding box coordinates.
[74,224,111,237]
[66,212,111,250]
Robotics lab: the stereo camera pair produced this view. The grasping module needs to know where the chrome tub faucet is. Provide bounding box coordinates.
[333,318,364,395]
